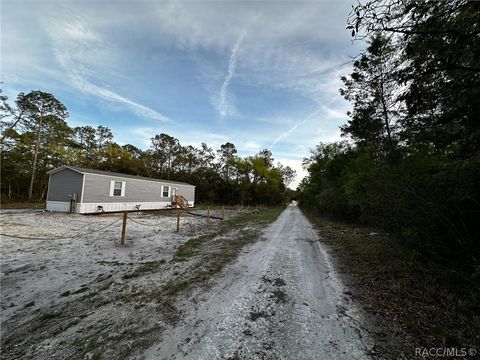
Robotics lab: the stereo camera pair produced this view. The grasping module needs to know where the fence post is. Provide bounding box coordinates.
[176,209,180,232]
[207,207,210,224]
[221,206,224,219]
[121,211,127,245]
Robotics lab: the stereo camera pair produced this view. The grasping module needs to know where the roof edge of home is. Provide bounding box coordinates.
[47,165,195,187]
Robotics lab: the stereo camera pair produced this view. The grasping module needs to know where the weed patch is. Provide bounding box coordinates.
[37,310,62,321]
[165,207,284,296]
[71,287,89,295]
[122,260,166,279]
[248,309,274,321]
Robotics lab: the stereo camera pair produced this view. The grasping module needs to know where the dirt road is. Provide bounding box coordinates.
[145,203,373,360]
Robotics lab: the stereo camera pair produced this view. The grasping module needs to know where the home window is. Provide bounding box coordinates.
[162,185,170,197]
[113,182,123,196]
[110,181,125,197]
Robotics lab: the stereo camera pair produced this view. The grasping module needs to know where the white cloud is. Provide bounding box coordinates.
[149,1,358,116]
[275,158,308,190]
[242,141,261,153]
[321,104,348,120]
[44,12,172,123]
[120,127,157,147]
[67,72,172,123]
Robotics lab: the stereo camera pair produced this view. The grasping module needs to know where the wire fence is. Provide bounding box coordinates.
[185,211,223,220]
[0,217,122,241]
[1,208,230,241]
[127,216,162,227]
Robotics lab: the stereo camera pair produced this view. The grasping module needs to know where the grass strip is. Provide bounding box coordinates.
[163,206,284,296]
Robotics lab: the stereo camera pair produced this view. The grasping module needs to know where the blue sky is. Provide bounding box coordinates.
[1,0,363,188]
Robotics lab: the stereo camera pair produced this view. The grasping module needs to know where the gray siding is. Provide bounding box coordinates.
[178,185,195,203]
[82,173,195,203]
[47,169,83,202]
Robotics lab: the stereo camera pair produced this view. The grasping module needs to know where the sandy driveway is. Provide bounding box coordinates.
[145,203,373,360]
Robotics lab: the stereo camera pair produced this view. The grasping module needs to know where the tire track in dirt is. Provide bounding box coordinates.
[145,204,374,360]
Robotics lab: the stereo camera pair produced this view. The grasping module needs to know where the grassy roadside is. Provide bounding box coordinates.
[303,209,480,359]
[150,206,285,297]
[117,207,284,290]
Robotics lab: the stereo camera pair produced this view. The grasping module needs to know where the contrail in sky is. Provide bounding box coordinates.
[269,108,322,148]
[217,28,247,118]
[269,94,342,148]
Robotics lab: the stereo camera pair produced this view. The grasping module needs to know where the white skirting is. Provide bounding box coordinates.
[47,201,195,214]
[76,201,195,214]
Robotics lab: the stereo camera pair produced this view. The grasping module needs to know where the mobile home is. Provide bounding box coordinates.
[46,165,195,213]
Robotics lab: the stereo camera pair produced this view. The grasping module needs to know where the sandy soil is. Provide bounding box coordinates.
[0,208,231,359]
[1,205,378,359]
[145,204,374,360]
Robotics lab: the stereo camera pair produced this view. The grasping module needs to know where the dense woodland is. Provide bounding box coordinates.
[298,1,479,275]
[0,91,295,205]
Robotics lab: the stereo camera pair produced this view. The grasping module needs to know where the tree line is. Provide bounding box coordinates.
[0,90,295,205]
[298,0,480,273]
